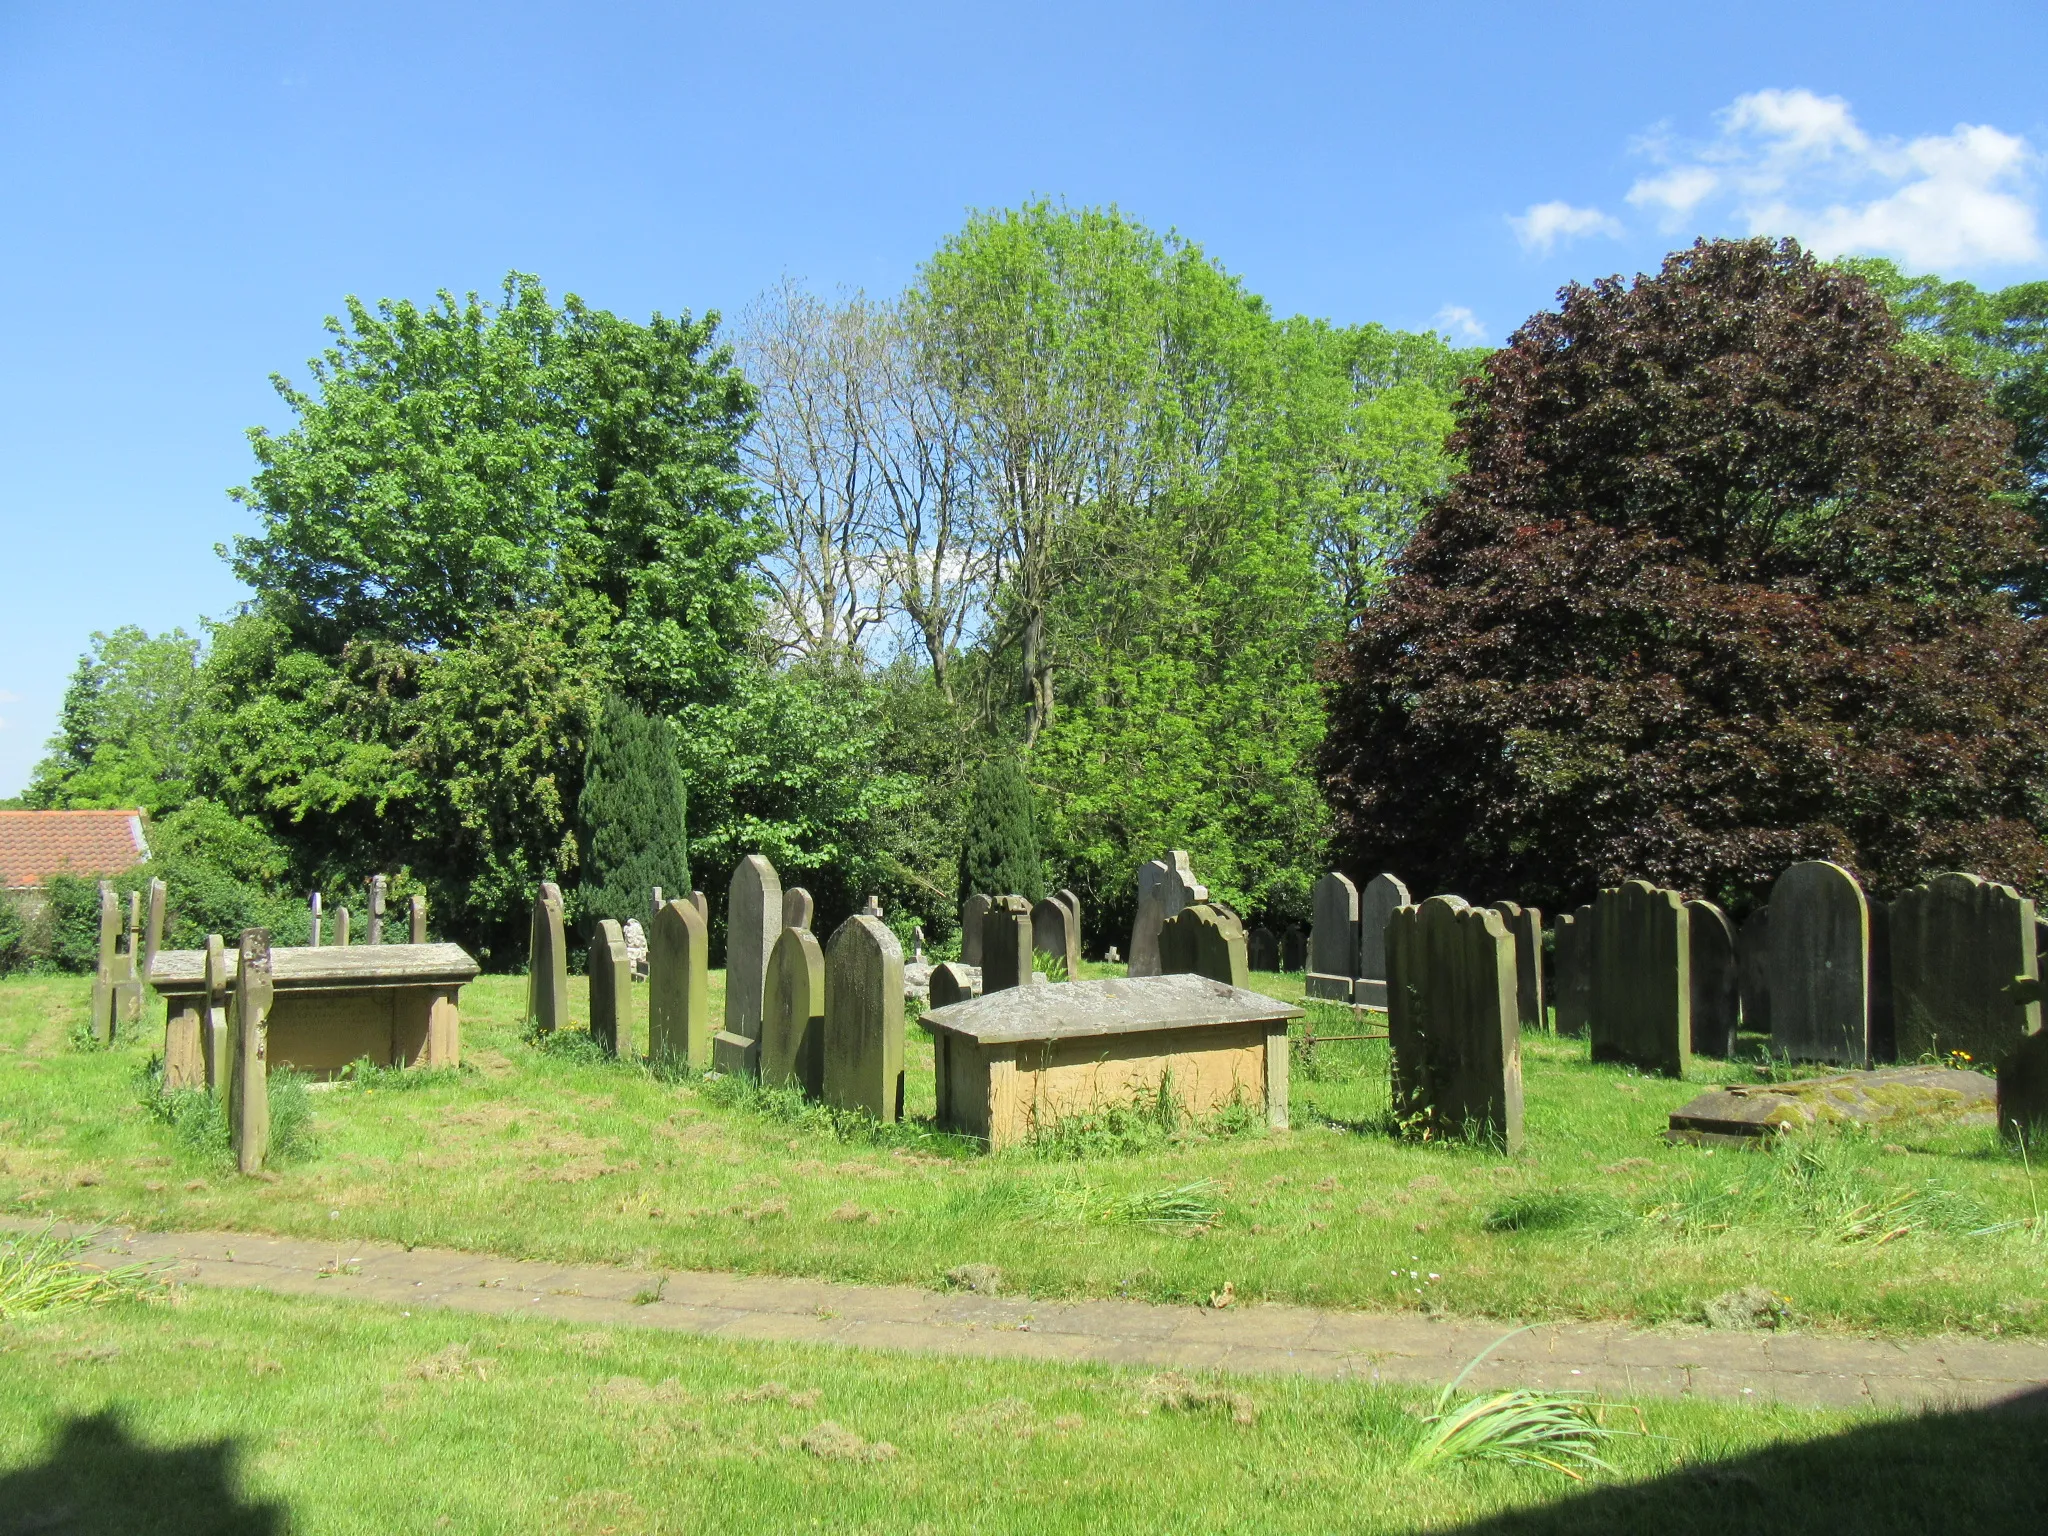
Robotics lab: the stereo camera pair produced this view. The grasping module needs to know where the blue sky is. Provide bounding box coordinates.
[3,0,2045,795]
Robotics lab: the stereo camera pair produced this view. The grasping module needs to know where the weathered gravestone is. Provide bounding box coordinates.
[202,934,228,1091]
[824,913,905,1120]
[527,882,569,1035]
[1490,901,1545,1033]
[1355,874,1411,1010]
[309,891,323,947]
[1590,881,1690,1077]
[761,925,826,1097]
[1738,906,1771,1037]
[690,890,708,923]
[982,896,1035,993]
[1306,872,1359,1002]
[784,887,815,932]
[1552,905,1592,1037]
[1163,853,1207,917]
[1769,861,1870,1066]
[161,921,215,1092]
[90,882,118,1044]
[333,907,351,947]
[717,855,783,1075]
[622,917,649,980]
[1281,926,1306,972]
[367,875,387,945]
[143,878,166,985]
[1669,1065,1997,1144]
[929,961,979,1009]
[1246,926,1279,972]
[648,897,711,1070]
[588,920,634,1057]
[961,893,991,967]
[112,889,146,1030]
[1999,1023,2048,1140]
[1891,872,2039,1067]
[228,929,275,1175]
[1126,861,1169,977]
[1032,895,1081,976]
[1159,903,1250,989]
[408,893,427,945]
[1385,895,1523,1152]
[1686,899,1740,1057]
[1868,898,1896,1063]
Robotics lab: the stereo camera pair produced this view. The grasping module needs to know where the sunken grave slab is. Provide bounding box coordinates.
[922,973,1301,1150]
[1666,1065,1995,1145]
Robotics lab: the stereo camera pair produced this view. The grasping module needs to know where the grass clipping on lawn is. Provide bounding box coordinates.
[1408,1327,1636,1480]
[0,1223,165,1320]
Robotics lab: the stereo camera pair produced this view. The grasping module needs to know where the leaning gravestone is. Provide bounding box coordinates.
[648,897,711,1069]
[1552,905,1593,1037]
[527,882,569,1035]
[1355,874,1411,1010]
[720,856,784,1072]
[1246,926,1279,972]
[1686,899,1740,1057]
[1892,872,2039,1067]
[1490,901,1545,1033]
[783,887,814,932]
[961,893,991,968]
[929,961,979,1009]
[1590,881,1690,1077]
[1769,861,1871,1066]
[824,913,905,1120]
[1385,895,1523,1152]
[982,896,1035,993]
[1032,895,1080,976]
[1159,903,1249,989]
[761,926,827,1097]
[1306,872,1359,1001]
[1738,906,1772,1039]
[588,919,634,1058]
[1126,861,1169,977]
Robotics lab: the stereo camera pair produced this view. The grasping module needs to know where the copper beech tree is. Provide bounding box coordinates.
[1320,238,2048,914]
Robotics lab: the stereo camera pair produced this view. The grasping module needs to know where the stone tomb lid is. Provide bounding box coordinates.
[922,973,1301,1046]
[149,942,480,995]
[1667,1065,1994,1143]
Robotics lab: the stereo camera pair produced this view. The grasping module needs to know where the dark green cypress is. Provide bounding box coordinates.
[577,695,690,932]
[958,754,1043,903]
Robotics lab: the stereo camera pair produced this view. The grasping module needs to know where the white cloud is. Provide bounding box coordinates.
[1509,201,1624,253]
[0,691,19,704]
[1624,89,2042,268]
[1433,305,1487,343]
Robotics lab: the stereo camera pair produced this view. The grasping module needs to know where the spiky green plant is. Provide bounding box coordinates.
[0,1224,164,1319]
[1407,1328,1629,1480]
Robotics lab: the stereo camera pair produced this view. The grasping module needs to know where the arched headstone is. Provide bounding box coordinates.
[1552,904,1592,1037]
[1126,862,1169,977]
[928,961,979,1009]
[783,887,814,932]
[1386,896,1522,1152]
[981,896,1034,993]
[527,883,568,1036]
[1246,926,1279,972]
[649,897,710,1069]
[588,919,634,1058]
[1686,899,1740,1056]
[824,914,905,1120]
[1159,903,1249,989]
[1306,872,1359,1001]
[761,926,826,1097]
[1768,861,1870,1066]
[724,855,784,1055]
[1031,895,1080,976]
[1590,881,1689,1077]
[1280,926,1306,972]
[1892,872,2038,1066]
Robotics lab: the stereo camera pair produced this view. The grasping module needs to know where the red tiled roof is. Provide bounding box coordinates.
[0,810,150,889]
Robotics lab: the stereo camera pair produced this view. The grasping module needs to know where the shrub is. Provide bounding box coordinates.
[958,754,1043,903]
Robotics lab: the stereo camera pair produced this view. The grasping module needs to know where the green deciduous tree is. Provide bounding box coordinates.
[1322,238,2048,914]
[26,627,206,815]
[958,754,1043,903]
[576,694,689,932]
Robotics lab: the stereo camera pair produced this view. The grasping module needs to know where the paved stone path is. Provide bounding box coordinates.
[49,1222,2048,1411]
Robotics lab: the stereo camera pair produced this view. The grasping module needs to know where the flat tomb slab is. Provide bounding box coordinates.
[1667,1066,1995,1144]
[924,975,1300,1148]
[150,943,478,993]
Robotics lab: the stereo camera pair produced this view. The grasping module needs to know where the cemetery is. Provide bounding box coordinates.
[7,120,2048,1529]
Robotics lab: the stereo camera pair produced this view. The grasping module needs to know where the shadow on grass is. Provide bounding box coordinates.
[1444,1386,2048,1536]
[0,1409,284,1535]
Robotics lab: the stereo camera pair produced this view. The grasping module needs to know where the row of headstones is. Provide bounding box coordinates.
[525,857,909,1121]
[91,877,164,1043]
[958,888,1083,974]
[304,876,427,948]
[944,886,1253,999]
[1552,864,2047,1082]
[1304,871,1544,1026]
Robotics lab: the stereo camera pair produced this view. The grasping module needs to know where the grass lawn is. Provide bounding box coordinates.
[4,1283,2046,1535]
[3,967,2045,1337]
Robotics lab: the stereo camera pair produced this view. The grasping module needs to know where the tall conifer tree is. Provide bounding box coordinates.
[958,754,1043,903]
[578,694,690,930]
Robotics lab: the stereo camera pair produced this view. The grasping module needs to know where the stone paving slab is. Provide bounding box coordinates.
[23,1219,2048,1412]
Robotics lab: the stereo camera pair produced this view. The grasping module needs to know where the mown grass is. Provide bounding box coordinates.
[4,968,2047,1336]
[3,1284,2042,1535]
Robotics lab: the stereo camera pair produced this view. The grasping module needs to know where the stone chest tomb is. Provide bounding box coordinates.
[151,942,480,1086]
[922,974,1301,1150]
